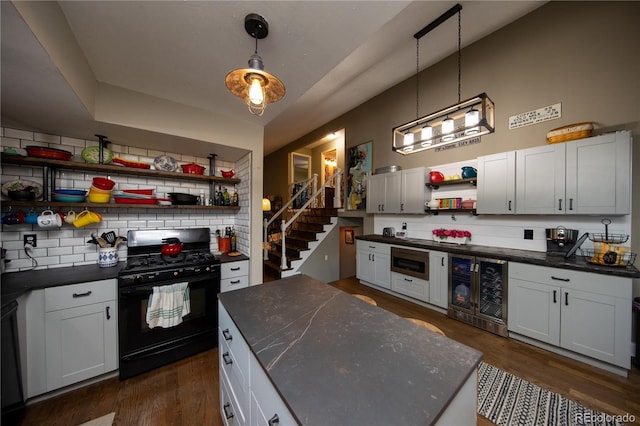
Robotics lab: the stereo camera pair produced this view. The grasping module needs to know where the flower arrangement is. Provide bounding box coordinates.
[432,228,471,244]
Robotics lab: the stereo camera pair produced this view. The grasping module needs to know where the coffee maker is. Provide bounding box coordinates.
[545,226,579,256]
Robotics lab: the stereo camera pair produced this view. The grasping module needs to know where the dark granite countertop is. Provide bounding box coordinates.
[1,253,249,308]
[357,235,640,278]
[218,275,483,426]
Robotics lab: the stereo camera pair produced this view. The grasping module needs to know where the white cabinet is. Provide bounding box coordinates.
[356,241,390,289]
[367,167,427,214]
[428,250,448,309]
[43,279,117,392]
[565,131,631,214]
[219,302,296,426]
[515,131,631,215]
[391,272,429,302]
[476,151,516,214]
[515,143,566,214]
[508,263,631,369]
[221,260,249,293]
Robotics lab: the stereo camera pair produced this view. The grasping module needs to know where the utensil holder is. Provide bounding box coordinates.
[98,247,119,267]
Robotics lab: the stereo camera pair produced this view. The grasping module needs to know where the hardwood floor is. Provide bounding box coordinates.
[16,276,640,425]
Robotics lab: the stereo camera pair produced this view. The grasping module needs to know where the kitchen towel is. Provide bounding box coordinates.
[146,282,191,329]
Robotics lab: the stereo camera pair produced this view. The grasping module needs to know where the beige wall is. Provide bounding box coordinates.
[265,2,640,291]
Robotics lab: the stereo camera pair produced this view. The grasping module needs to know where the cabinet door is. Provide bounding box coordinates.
[476,151,515,214]
[373,251,391,289]
[400,167,427,214]
[565,131,631,214]
[428,251,448,309]
[560,288,630,368]
[356,250,374,283]
[45,301,117,390]
[249,355,297,426]
[516,144,565,214]
[507,279,560,345]
[366,174,386,213]
[383,172,402,213]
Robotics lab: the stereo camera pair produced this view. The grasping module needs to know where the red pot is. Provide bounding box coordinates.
[181,163,205,175]
[429,171,444,183]
[161,242,183,256]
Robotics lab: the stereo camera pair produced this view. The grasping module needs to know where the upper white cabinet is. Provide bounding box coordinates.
[514,131,631,215]
[565,131,631,215]
[476,151,516,214]
[515,143,566,214]
[367,167,427,214]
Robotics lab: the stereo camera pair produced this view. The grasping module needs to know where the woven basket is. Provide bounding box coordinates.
[546,122,593,144]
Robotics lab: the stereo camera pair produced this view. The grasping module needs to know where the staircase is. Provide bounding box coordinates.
[264,207,338,279]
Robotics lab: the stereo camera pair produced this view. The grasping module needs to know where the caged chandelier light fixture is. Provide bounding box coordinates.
[392,4,495,155]
[225,14,285,116]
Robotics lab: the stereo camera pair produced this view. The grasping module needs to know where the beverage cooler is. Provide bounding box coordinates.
[448,254,508,337]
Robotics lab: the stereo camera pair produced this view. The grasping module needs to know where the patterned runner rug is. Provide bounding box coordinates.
[477,362,624,426]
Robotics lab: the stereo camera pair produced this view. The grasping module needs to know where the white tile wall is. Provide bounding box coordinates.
[1,127,250,272]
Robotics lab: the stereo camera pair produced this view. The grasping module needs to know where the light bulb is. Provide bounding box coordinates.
[421,125,433,147]
[465,108,480,135]
[249,77,265,105]
[441,117,455,142]
[404,132,414,146]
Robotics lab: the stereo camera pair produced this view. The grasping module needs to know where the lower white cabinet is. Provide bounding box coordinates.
[356,241,390,289]
[219,302,296,426]
[221,260,250,293]
[44,280,117,391]
[391,272,428,302]
[19,279,117,397]
[508,263,631,369]
[428,250,448,309]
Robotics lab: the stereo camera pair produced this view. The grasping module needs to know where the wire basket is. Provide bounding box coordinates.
[580,249,636,267]
[587,233,629,244]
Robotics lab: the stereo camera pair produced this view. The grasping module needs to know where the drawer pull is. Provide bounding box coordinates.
[106,306,111,320]
[553,290,557,304]
[72,291,92,298]
[268,414,280,426]
[403,277,413,282]
[230,267,240,271]
[230,280,241,284]
[565,292,569,306]
[222,352,233,365]
[223,402,234,420]
[222,328,232,341]
[551,276,570,282]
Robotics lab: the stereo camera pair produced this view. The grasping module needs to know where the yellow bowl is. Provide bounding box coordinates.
[88,192,111,203]
[89,185,112,194]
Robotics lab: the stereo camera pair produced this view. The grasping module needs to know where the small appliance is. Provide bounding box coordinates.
[382,227,395,237]
[545,226,579,256]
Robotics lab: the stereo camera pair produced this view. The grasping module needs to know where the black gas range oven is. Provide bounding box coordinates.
[118,228,220,380]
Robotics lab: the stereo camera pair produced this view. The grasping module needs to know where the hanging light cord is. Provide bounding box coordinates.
[415,38,420,119]
[457,9,461,103]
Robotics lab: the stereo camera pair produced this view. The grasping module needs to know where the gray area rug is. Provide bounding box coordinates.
[477,362,624,426]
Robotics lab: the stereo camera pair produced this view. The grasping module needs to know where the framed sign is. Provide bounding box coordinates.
[344,229,354,244]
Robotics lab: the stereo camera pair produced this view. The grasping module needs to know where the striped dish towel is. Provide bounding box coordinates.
[146,282,191,329]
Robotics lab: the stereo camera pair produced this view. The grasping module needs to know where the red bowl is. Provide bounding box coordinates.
[122,189,153,195]
[221,169,235,178]
[181,163,205,175]
[92,177,116,190]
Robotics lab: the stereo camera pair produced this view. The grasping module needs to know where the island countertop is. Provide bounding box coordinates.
[218,274,483,425]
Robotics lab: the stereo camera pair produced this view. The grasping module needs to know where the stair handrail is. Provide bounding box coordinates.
[263,169,343,262]
[276,169,343,269]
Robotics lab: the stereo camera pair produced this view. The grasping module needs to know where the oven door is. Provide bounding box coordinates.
[118,272,219,378]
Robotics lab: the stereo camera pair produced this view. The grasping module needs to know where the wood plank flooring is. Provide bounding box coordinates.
[16,276,640,426]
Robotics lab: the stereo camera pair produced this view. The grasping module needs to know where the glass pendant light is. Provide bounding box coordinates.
[404,132,415,151]
[421,125,433,146]
[464,108,479,135]
[441,117,455,141]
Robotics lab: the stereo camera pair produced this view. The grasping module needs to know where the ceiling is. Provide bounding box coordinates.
[1,1,544,160]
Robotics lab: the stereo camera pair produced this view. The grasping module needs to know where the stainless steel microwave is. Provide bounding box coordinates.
[390,247,429,281]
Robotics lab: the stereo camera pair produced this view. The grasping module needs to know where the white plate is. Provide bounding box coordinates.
[153,155,179,172]
[2,180,44,200]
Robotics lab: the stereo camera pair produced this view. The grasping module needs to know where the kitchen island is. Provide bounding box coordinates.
[218,274,482,425]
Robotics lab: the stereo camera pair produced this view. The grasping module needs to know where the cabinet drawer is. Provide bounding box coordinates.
[45,279,116,312]
[221,276,249,293]
[509,262,630,298]
[357,240,389,255]
[220,365,244,425]
[219,302,250,410]
[221,260,249,279]
[391,272,429,302]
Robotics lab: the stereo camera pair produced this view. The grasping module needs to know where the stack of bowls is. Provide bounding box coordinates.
[89,177,115,203]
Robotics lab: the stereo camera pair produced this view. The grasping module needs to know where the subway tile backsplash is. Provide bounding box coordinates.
[1,127,251,272]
